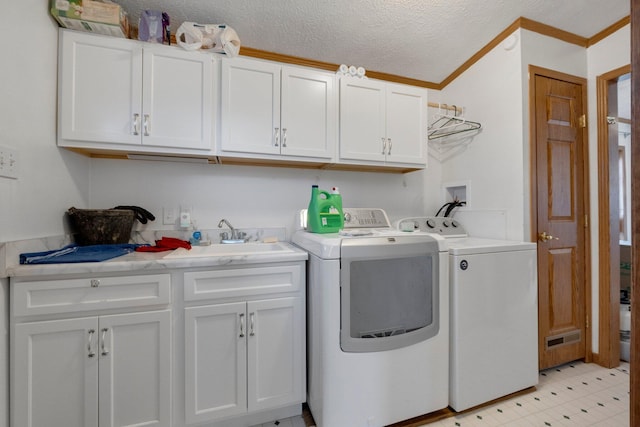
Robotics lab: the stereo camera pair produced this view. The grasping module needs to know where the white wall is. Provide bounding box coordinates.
[0,4,91,243]
[436,30,526,240]
[89,159,430,237]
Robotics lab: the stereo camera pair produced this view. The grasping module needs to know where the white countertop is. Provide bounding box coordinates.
[7,245,308,278]
[2,227,308,279]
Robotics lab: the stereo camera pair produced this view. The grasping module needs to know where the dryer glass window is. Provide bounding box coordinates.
[340,239,439,352]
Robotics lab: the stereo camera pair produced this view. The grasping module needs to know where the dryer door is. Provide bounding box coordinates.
[340,236,440,352]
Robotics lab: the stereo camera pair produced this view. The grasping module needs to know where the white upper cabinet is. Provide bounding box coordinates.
[58,29,214,154]
[220,57,336,162]
[339,78,428,168]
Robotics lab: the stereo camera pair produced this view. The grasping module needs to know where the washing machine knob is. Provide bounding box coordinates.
[426,219,436,229]
[344,212,352,223]
[451,220,460,228]
[442,220,450,227]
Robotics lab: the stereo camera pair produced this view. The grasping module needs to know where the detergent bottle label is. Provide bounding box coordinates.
[307,185,344,233]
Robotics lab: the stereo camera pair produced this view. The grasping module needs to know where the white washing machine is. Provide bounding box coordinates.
[292,209,449,427]
[398,217,538,412]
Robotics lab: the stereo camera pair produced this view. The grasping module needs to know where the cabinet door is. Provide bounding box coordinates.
[142,46,213,150]
[385,83,428,165]
[247,297,304,412]
[184,302,247,424]
[220,58,281,155]
[280,66,336,160]
[98,310,171,427]
[58,30,142,145]
[339,78,387,163]
[13,317,99,427]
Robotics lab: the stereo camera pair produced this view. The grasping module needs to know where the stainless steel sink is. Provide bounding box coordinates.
[162,242,294,259]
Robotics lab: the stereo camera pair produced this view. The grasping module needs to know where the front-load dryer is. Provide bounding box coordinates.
[293,209,449,427]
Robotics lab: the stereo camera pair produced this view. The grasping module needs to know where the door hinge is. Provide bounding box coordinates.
[586,314,589,329]
[578,114,586,128]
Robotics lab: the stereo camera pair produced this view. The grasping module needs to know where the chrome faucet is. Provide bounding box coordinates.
[218,218,246,243]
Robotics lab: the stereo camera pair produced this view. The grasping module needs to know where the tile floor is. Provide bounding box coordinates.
[258,360,630,427]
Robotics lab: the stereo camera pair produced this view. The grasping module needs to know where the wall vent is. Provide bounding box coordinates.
[546,330,581,349]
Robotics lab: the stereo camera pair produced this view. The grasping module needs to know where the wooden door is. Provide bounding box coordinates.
[98,310,171,427]
[13,317,99,427]
[532,69,589,370]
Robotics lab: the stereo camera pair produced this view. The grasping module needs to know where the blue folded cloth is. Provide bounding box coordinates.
[20,243,144,265]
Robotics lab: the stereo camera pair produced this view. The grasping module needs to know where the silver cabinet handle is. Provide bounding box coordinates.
[387,138,392,155]
[100,328,109,356]
[282,128,287,147]
[133,114,140,135]
[381,137,387,154]
[239,313,245,338]
[88,329,96,358]
[249,312,255,336]
[274,127,280,147]
[143,114,150,136]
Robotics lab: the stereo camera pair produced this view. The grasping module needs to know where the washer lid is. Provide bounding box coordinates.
[446,237,537,255]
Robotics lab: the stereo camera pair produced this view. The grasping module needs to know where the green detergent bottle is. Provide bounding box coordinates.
[307,185,344,233]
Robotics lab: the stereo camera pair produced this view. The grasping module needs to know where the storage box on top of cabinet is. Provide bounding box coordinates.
[57,29,215,156]
[50,0,129,38]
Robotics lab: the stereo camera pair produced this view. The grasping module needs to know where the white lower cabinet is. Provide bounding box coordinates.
[13,310,171,427]
[185,297,303,425]
[182,263,306,425]
[10,273,172,427]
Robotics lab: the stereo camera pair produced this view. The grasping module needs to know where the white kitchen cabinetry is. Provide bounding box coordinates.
[339,77,428,168]
[58,29,214,154]
[183,264,305,425]
[220,57,336,162]
[10,274,172,427]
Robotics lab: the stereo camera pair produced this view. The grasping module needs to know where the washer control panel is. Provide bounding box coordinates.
[343,208,391,229]
[396,216,468,237]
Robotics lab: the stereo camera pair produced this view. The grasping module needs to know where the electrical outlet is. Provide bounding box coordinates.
[163,207,177,225]
[0,145,19,179]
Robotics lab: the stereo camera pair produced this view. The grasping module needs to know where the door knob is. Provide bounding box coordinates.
[538,231,559,242]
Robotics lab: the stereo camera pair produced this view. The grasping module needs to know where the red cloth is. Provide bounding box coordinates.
[136,237,192,252]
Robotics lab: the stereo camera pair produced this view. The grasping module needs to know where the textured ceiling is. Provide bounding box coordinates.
[114,0,630,84]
